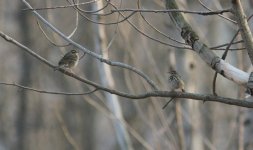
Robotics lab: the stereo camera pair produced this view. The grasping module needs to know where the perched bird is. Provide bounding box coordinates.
[167,70,185,92]
[55,49,79,70]
[163,70,185,109]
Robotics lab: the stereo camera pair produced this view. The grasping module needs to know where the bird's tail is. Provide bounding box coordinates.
[162,97,175,109]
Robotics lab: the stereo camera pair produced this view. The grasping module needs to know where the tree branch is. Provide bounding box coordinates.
[0,31,53,67]
[1,80,253,108]
[0,82,97,95]
[111,8,232,16]
[197,0,236,23]
[213,29,241,95]
[22,0,98,11]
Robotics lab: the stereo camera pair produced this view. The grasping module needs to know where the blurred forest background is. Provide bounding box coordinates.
[0,0,253,150]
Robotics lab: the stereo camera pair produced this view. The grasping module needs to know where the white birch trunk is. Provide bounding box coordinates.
[92,1,133,150]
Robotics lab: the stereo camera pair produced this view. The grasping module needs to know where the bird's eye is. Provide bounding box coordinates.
[71,50,76,53]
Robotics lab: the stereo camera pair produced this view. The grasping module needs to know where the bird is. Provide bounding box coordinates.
[163,70,185,109]
[55,49,79,70]
[167,70,185,92]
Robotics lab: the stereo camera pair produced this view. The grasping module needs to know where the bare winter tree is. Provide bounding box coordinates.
[0,0,253,149]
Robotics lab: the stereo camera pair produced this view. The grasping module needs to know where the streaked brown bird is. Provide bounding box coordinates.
[56,49,79,70]
[167,70,185,92]
[163,70,185,109]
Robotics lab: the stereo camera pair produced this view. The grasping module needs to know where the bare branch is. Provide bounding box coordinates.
[0,31,53,67]
[22,0,99,11]
[66,0,191,49]
[0,82,97,95]
[213,29,241,95]
[111,8,232,16]
[210,13,253,50]
[137,0,187,45]
[210,40,243,50]
[197,0,236,23]
[67,2,79,39]
[107,2,192,49]
[36,20,70,47]
[65,0,137,26]
[1,80,253,108]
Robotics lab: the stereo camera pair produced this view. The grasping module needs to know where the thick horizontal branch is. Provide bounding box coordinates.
[0,81,252,108]
[112,8,232,16]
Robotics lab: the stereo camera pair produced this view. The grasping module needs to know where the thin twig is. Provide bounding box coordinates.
[22,0,99,11]
[67,0,137,26]
[67,0,191,49]
[212,73,219,96]
[212,30,241,95]
[107,2,191,49]
[210,40,243,50]
[210,12,253,51]
[36,20,70,47]
[111,8,232,16]
[137,0,187,45]
[0,82,97,95]
[198,0,236,23]
[212,47,245,51]
[67,0,79,39]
